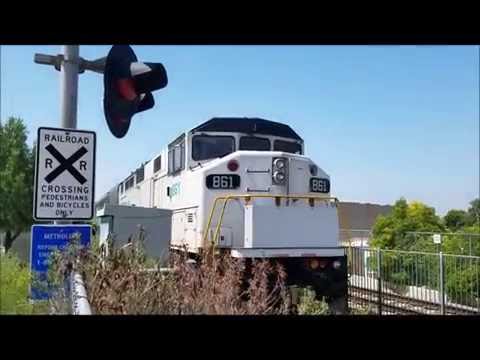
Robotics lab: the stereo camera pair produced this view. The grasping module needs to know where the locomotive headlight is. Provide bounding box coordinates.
[333,260,342,270]
[272,157,288,185]
[309,164,318,176]
[309,259,320,270]
[273,158,286,170]
[273,171,286,184]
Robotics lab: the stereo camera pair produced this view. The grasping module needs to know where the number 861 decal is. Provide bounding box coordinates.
[206,174,241,189]
[310,178,330,193]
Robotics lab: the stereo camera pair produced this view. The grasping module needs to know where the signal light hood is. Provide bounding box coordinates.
[103,45,167,139]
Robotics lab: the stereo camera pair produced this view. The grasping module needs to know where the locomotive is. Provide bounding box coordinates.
[110,117,347,312]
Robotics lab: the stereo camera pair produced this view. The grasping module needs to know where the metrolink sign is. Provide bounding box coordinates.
[34,127,96,220]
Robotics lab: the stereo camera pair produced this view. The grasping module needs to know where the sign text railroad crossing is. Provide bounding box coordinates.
[34,127,96,220]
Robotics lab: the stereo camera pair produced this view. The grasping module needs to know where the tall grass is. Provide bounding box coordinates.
[47,229,347,315]
[49,235,292,315]
[0,252,33,314]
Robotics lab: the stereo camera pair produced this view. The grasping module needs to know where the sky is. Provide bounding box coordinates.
[1,45,478,216]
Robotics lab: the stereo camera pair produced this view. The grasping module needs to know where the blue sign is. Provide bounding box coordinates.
[30,224,91,300]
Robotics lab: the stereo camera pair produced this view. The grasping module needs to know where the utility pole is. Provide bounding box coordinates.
[0,45,2,127]
[56,46,80,224]
[34,46,105,225]
[60,46,79,129]
[32,45,166,312]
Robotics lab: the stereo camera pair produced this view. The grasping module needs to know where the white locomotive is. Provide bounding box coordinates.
[113,117,347,312]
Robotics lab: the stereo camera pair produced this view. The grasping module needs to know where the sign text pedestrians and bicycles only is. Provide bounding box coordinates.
[34,127,96,220]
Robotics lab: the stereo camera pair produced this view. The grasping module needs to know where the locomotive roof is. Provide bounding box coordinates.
[190,117,303,141]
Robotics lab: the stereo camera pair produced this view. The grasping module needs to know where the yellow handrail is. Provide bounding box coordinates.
[203,194,339,247]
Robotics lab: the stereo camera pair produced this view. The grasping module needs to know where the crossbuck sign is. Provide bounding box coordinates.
[34,127,96,220]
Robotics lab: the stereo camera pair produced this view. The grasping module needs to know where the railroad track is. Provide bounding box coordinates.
[349,286,480,315]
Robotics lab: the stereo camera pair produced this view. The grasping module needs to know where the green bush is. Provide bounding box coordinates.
[445,264,479,307]
[350,305,374,315]
[0,252,33,314]
[297,287,330,315]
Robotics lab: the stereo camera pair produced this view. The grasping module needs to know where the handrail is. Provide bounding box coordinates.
[203,194,339,247]
[71,272,92,315]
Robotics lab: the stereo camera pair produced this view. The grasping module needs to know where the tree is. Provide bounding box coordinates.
[0,117,34,252]
[370,198,445,252]
[466,198,480,226]
[442,224,480,256]
[443,209,468,231]
[369,198,479,304]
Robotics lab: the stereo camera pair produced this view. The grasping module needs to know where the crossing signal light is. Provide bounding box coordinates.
[103,45,168,138]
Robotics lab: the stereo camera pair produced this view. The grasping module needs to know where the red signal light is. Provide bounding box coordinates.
[116,78,137,101]
[227,160,239,172]
[103,45,168,139]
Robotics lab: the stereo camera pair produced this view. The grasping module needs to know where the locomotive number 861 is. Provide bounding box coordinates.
[112,117,348,313]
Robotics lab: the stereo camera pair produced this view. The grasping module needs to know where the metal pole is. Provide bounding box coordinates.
[33,46,98,314]
[55,45,79,227]
[0,45,2,127]
[439,251,445,315]
[469,235,472,256]
[60,45,79,129]
[71,272,92,315]
[376,249,382,315]
[58,46,79,304]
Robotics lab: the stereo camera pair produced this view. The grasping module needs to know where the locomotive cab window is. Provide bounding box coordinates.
[168,134,185,175]
[153,155,162,173]
[239,136,271,151]
[125,176,135,191]
[192,135,235,161]
[273,140,303,154]
[136,165,145,183]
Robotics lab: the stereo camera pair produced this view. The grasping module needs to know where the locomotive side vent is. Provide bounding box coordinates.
[187,213,194,223]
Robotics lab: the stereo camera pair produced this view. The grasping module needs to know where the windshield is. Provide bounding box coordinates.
[273,139,302,154]
[239,136,271,151]
[192,135,235,161]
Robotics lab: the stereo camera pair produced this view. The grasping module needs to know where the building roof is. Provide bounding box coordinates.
[190,117,303,141]
[338,202,392,230]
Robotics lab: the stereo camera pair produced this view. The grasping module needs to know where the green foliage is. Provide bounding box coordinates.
[370,198,445,252]
[442,199,479,233]
[443,209,468,231]
[368,198,480,304]
[445,264,479,307]
[442,226,480,257]
[350,305,373,315]
[0,253,33,314]
[467,198,480,226]
[0,117,34,251]
[297,287,330,315]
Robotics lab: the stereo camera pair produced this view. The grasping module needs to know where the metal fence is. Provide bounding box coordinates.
[341,230,480,256]
[347,247,480,315]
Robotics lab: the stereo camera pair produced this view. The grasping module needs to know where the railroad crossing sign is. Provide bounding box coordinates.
[34,127,96,220]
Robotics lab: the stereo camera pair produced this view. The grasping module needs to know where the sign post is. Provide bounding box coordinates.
[60,45,79,129]
[31,46,94,304]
